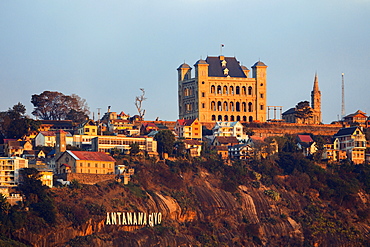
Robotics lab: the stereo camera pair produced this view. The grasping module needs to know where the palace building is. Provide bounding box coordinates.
[177,55,267,122]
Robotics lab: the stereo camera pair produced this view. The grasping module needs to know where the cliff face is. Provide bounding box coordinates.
[13,159,370,246]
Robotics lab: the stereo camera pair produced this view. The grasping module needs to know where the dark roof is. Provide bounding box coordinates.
[206,56,247,78]
[194,59,208,65]
[282,108,296,115]
[334,126,361,137]
[252,61,267,67]
[214,136,239,145]
[177,63,191,69]
[240,65,249,71]
[183,139,202,146]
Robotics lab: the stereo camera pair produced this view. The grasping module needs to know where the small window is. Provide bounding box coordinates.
[202,92,205,97]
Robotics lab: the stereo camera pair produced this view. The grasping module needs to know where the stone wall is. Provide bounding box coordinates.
[201,121,344,138]
[56,173,116,185]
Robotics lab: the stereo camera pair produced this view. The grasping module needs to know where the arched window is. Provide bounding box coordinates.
[230,102,234,111]
[248,102,253,112]
[223,101,228,111]
[218,115,222,121]
[242,86,246,95]
[243,116,247,122]
[236,116,241,121]
[217,85,222,94]
[224,115,228,121]
[248,86,252,95]
[236,86,240,95]
[211,85,215,94]
[242,102,246,112]
[211,101,216,111]
[212,115,216,121]
[229,86,234,94]
[230,115,235,121]
[223,86,228,94]
[217,101,222,111]
[249,116,253,122]
[236,102,240,112]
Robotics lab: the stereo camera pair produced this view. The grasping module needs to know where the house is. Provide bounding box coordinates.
[211,136,239,159]
[212,136,239,147]
[4,140,33,157]
[56,150,116,174]
[175,118,202,140]
[343,110,368,127]
[140,122,159,135]
[108,119,137,135]
[22,150,46,159]
[296,135,317,157]
[91,135,157,156]
[334,126,366,164]
[35,131,73,147]
[76,119,98,136]
[0,157,28,187]
[229,143,253,160]
[182,139,202,157]
[212,121,247,140]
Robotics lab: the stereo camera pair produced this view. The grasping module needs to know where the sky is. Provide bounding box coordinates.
[1,0,369,124]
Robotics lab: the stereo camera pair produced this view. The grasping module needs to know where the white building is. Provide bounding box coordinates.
[212,121,247,140]
[35,131,73,147]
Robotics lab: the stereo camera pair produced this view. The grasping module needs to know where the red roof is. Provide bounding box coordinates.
[297,135,314,143]
[68,151,116,162]
[177,119,196,127]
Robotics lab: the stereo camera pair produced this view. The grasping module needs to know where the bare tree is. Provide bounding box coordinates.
[135,88,146,120]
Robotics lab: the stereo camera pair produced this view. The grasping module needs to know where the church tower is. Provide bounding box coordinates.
[311,73,322,123]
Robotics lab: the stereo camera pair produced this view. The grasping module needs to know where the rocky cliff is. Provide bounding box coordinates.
[10,157,370,246]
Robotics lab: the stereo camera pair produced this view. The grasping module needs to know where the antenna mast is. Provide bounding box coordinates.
[341,73,345,119]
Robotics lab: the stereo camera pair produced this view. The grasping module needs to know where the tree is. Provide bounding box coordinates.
[155,130,175,155]
[31,91,90,122]
[18,168,56,224]
[129,142,140,156]
[174,141,186,157]
[135,88,146,120]
[295,101,313,124]
[0,103,39,139]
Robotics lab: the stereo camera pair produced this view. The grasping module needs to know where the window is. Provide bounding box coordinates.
[202,103,205,108]
[260,105,264,110]
[85,128,90,132]
[202,92,205,97]
[88,163,90,167]
[260,93,264,98]
[95,163,98,167]
[248,86,252,95]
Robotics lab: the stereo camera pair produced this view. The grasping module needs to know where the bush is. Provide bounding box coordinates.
[264,190,280,201]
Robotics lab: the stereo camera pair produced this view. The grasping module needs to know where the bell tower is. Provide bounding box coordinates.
[311,73,322,123]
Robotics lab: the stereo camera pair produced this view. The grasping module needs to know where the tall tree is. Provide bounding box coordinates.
[155,130,175,155]
[295,101,313,124]
[31,91,90,122]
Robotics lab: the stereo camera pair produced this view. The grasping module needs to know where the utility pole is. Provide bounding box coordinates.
[341,73,345,120]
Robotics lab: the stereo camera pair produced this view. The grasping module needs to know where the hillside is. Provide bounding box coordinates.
[3,153,370,246]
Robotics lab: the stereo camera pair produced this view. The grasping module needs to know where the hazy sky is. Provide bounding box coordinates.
[1,0,369,123]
